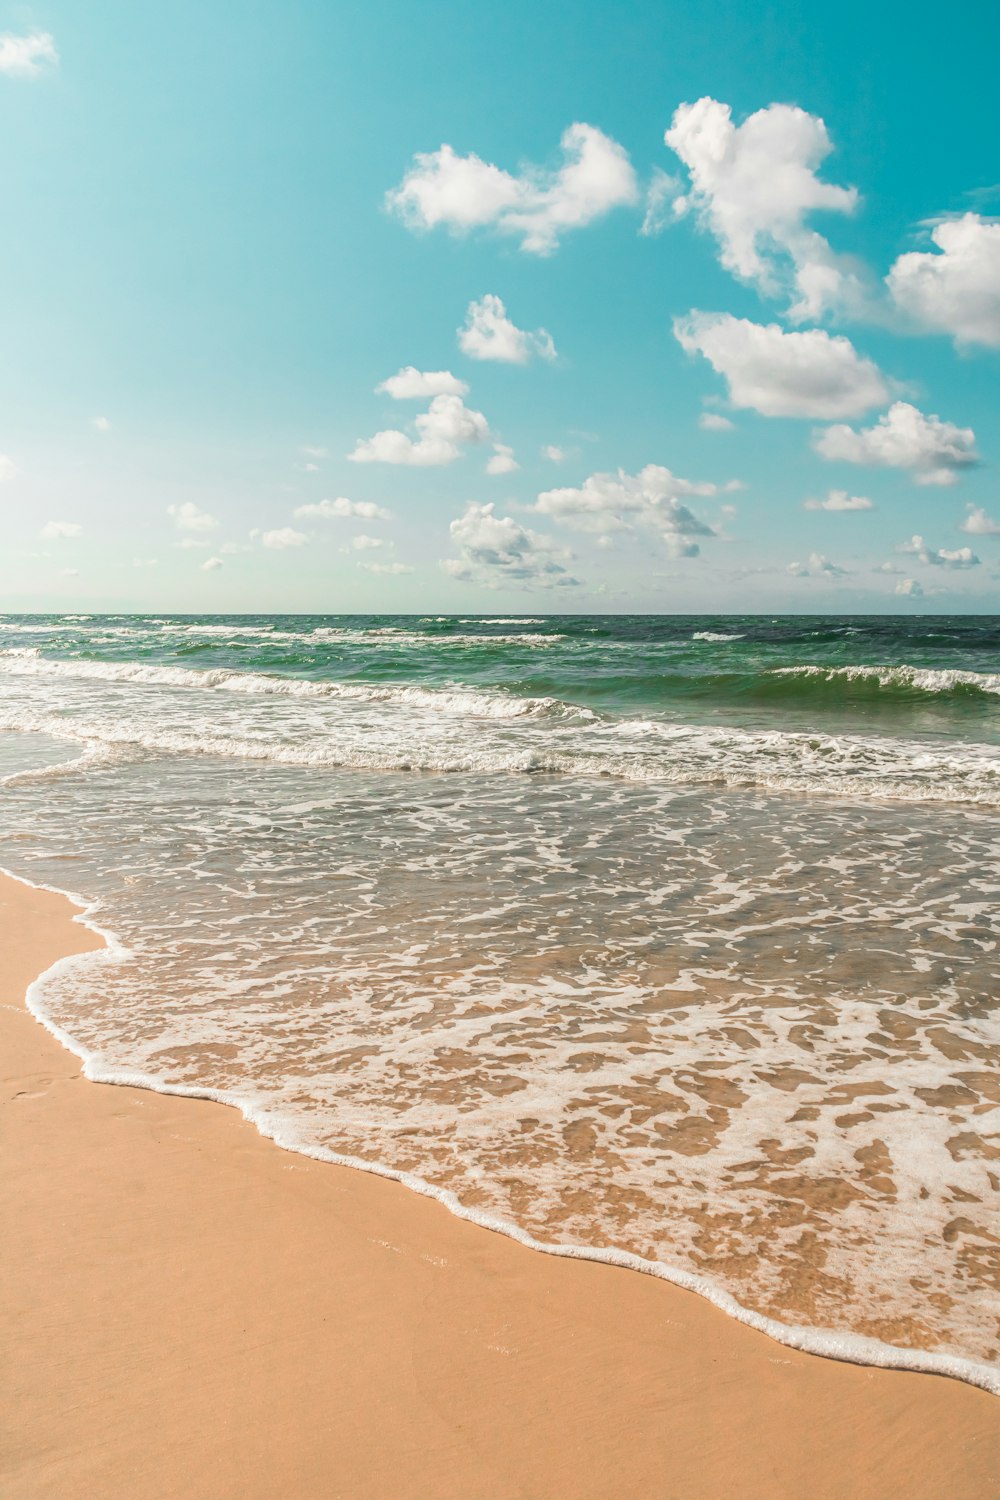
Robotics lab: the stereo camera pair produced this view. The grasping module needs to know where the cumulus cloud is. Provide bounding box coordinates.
[444,502,578,589]
[458,294,556,364]
[350,393,491,467]
[387,123,639,255]
[961,504,1000,536]
[293,497,391,521]
[376,367,468,399]
[814,401,978,486]
[359,561,413,575]
[351,534,384,550]
[260,527,307,550]
[898,534,980,568]
[0,31,57,77]
[39,520,82,540]
[201,557,223,572]
[699,411,735,432]
[168,501,220,534]
[535,464,724,555]
[665,97,862,319]
[787,551,848,577]
[486,443,519,475]
[887,214,1000,348]
[92,416,111,432]
[542,444,567,462]
[675,312,888,418]
[895,577,923,597]
[803,488,873,511]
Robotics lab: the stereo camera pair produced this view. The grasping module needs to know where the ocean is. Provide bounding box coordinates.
[1,612,997,1392]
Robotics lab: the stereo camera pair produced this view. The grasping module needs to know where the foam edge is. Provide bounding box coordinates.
[3,864,998,1400]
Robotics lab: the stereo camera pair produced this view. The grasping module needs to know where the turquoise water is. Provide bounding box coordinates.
[1,614,998,1389]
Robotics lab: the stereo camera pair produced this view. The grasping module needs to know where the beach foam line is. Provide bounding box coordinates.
[0,652,582,720]
[5,862,998,1400]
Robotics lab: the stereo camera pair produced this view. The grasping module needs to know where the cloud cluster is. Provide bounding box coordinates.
[387,123,638,255]
[458,294,556,364]
[293,497,391,521]
[814,401,978,485]
[803,489,873,511]
[675,313,888,418]
[898,534,980,568]
[665,97,861,319]
[40,520,82,540]
[961,505,1000,536]
[787,552,847,577]
[0,30,57,77]
[444,502,578,589]
[168,502,220,538]
[887,214,1000,349]
[376,367,468,399]
[536,464,725,556]
[350,391,491,467]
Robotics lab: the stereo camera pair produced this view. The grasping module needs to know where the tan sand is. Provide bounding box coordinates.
[1,872,996,1500]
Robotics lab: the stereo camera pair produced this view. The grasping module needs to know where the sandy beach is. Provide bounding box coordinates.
[0,872,995,1499]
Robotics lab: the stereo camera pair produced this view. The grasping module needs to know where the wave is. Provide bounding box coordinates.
[692,631,746,642]
[0,651,587,721]
[7,866,998,1397]
[770,664,1000,699]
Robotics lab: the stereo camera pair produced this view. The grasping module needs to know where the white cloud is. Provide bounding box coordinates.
[458,294,556,364]
[665,97,862,319]
[39,520,82,540]
[201,557,223,572]
[387,123,639,255]
[168,501,220,533]
[0,455,17,482]
[301,445,329,458]
[898,534,980,569]
[444,502,578,589]
[675,312,888,418]
[535,464,722,554]
[350,393,490,467]
[59,568,79,578]
[803,488,873,511]
[541,444,567,462]
[294,496,391,522]
[376,367,468,400]
[0,31,57,77]
[961,504,1000,536]
[132,558,158,568]
[699,411,735,432]
[887,214,1000,348]
[93,416,111,432]
[895,577,923,597]
[640,167,682,237]
[261,527,307,550]
[814,401,978,486]
[359,561,413,575]
[351,534,384,550]
[486,443,519,475]
[787,551,848,577]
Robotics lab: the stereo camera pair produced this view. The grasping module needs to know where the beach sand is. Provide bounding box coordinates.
[1,873,996,1500]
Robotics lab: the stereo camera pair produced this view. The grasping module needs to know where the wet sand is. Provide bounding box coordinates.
[1,873,996,1500]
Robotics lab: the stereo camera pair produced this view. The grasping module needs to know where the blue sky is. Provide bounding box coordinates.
[1,0,998,612]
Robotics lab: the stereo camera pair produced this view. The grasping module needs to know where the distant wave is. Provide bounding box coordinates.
[692,631,746,642]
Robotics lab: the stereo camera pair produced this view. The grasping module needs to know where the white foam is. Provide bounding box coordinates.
[692,631,746,642]
[771,664,1000,695]
[6,863,996,1399]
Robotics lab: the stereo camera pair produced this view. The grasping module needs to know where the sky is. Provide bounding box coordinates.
[1,0,998,614]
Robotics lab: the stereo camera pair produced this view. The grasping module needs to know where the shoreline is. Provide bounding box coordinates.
[2,873,997,1498]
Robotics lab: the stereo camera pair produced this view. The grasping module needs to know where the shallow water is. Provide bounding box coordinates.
[1,614,998,1388]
